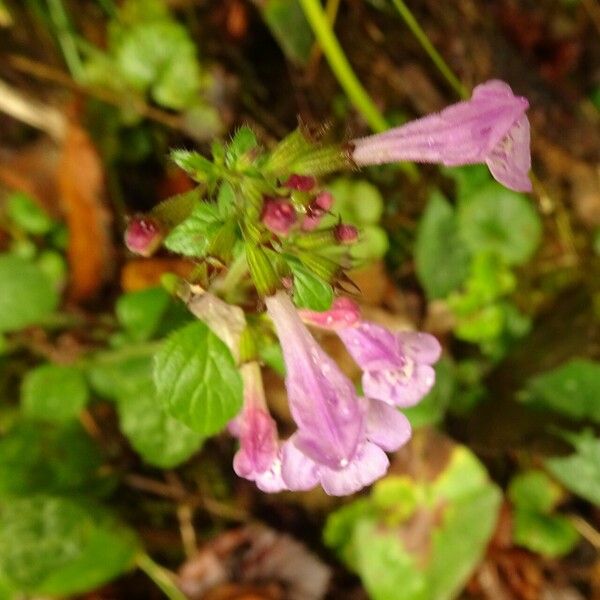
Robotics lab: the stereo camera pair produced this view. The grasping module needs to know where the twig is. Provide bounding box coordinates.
[7,55,187,133]
[123,473,249,522]
[0,79,66,140]
[165,472,198,558]
[568,514,600,549]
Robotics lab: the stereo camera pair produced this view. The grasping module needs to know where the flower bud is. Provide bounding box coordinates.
[261,198,296,236]
[124,216,163,256]
[284,174,316,192]
[334,224,359,244]
[302,192,334,231]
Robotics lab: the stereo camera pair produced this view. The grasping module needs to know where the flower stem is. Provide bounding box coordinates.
[136,552,187,600]
[390,0,469,99]
[298,0,388,132]
[46,0,84,81]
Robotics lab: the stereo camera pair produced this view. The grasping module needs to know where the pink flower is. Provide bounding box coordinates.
[302,192,334,231]
[265,291,412,495]
[285,174,316,192]
[351,80,532,192]
[231,362,285,492]
[301,298,441,407]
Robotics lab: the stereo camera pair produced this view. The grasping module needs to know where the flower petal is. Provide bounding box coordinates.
[397,331,442,364]
[366,399,412,452]
[485,115,532,192]
[280,438,320,491]
[319,442,389,496]
[337,322,401,370]
[363,364,436,407]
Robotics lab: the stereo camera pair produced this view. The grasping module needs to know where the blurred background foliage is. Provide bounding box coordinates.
[0,0,599,598]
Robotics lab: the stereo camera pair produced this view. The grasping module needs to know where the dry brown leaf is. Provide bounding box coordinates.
[57,123,113,301]
[120,258,196,292]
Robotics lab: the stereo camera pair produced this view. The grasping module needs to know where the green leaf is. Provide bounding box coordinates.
[116,379,204,468]
[21,364,89,422]
[113,21,201,110]
[164,203,222,256]
[6,192,53,235]
[415,192,471,299]
[0,254,59,332]
[350,225,389,261]
[520,359,600,423]
[0,421,108,499]
[87,353,155,401]
[288,258,334,311]
[116,287,172,342]
[508,470,563,513]
[325,444,501,600]
[512,510,579,557]
[0,495,138,596]
[546,430,600,505]
[225,126,259,168]
[154,321,243,435]
[260,0,314,65]
[458,182,541,265]
[326,178,384,225]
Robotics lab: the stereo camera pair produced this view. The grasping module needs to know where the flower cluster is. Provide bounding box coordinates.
[231,293,440,496]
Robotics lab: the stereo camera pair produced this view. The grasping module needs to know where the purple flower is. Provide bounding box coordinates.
[266,291,411,495]
[351,80,532,192]
[231,362,286,492]
[301,298,441,407]
[302,192,334,231]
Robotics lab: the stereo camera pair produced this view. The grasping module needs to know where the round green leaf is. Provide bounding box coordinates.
[0,255,59,332]
[458,182,541,265]
[22,364,89,422]
[117,380,204,468]
[153,321,243,435]
[0,495,138,596]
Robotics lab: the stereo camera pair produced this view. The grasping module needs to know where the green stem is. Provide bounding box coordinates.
[390,0,469,99]
[298,0,388,132]
[136,553,187,600]
[214,251,248,297]
[46,0,84,81]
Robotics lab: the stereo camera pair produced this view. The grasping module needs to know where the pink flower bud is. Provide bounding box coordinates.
[302,192,334,231]
[334,224,359,244]
[284,174,316,192]
[124,216,163,257]
[261,198,297,236]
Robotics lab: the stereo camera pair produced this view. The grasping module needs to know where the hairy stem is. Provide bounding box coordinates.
[136,553,187,600]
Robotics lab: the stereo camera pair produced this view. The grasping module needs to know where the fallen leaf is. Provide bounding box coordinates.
[57,123,113,301]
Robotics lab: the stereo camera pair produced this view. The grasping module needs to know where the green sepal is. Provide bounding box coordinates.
[294,250,340,283]
[245,244,281,297]
[170,149,218,186]
[293,228,337,249]
[290,145,351,176]
[238,327,258,364]
[208,220,239,263]
[151,188,199,227]
[265,128,314,173]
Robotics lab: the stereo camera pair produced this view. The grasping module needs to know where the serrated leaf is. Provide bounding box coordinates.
[164,203,222,256]
[458,182,541,265]
[225,126,258,168]
[116,379,204,468]
[546,430,600,505]
[154,321,243,435]
[170,149,217,184]
[288,259,334,311]
[0,495,138,596]
[415,192,471,299]
[21,364,89,422]
[520,359,600,423]
[0,254,59,332]
[0,421,108,499]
